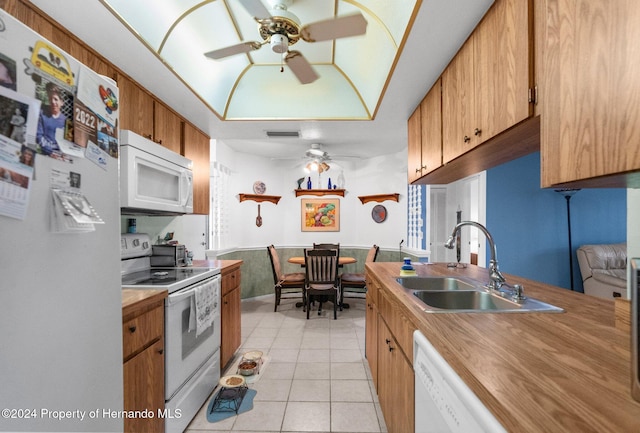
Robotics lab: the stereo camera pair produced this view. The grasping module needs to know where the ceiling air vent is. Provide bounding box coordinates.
[266,130,300,138]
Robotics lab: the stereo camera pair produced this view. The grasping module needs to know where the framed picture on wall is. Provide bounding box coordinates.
[301,198,340,232]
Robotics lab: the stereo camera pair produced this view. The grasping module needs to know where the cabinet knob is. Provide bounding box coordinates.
[388,346,394,352]
[157,349,164,355]
[415,168,421,174]
[474,128,482,136]
[421,165,427,170]
[463,135,471,143]
[385,338,391,345]
[144,134,152,140]
[128,326,136,333]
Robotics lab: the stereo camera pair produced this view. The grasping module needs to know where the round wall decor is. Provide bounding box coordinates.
[253,181,266,194]
[371,205,387,223]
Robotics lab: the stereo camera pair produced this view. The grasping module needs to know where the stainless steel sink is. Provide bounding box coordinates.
[396,277,477,291]
[414,290,519,310]
[398,277,564,313]
[413,289,564,313]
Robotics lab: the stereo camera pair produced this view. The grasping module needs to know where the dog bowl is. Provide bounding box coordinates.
[238,360,258,376]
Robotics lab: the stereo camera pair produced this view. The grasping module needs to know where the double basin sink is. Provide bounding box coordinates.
[397,277,564,313]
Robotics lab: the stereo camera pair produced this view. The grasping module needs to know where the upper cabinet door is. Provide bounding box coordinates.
[153,102,182,154]
[474,0,532,142]
[183,123,210,215]
[407,104,422,183]
[541,0,640,187]
[117,74,154,139]
[420,79,442,175]
[442,37,475,164]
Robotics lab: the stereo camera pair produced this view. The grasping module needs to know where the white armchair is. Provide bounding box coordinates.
[576,243,627,300]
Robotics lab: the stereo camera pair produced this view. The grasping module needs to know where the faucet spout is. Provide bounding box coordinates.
[444,221,506,290]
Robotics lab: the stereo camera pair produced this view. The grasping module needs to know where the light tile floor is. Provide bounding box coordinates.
[186,295,388,433]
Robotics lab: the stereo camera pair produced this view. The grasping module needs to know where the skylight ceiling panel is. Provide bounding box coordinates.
[161,1,247,115]
[334,8,395,114]
[104,0,201,50]
[227,65,369,119]
[350,0,419,45]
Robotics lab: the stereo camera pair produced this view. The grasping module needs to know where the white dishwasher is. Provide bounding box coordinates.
[413,330,507,433]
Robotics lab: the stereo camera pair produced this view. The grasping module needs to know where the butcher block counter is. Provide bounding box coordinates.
[365,262,640,433]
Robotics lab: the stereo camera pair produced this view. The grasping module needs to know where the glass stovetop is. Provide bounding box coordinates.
[121,266,219,293]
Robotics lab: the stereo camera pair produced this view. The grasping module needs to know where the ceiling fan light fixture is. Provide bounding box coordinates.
[270,33,289,54]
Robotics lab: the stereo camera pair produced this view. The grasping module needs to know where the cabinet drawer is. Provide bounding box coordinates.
[123,306,163,360]
[222,268,241,295]
[378,288,416,363]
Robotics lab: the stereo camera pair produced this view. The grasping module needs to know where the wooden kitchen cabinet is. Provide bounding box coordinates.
[442,0,533,164]
[407,104,422,183]
[540,0,640,187]
[377,312,414,433]
[408,79,442,182]
[117,73,154,138]
[183,123,211,215]
[153,101,182,154]
[365,276,379,389]
[220,262,242,368]
[365,273,415,433]
[117,73,181,153]
[122,296,165,433]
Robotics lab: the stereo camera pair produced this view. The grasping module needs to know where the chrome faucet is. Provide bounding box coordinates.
[444,221,506,291]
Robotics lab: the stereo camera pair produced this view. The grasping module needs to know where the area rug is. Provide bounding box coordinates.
[223,354,271,384]
[206,388,257,423]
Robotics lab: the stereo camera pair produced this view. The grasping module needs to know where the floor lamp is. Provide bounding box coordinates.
[555,188,581,290]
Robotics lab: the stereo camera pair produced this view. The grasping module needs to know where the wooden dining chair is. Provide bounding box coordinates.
[339,245,379,307]
[304,248,340,319]
[267,245,306,312]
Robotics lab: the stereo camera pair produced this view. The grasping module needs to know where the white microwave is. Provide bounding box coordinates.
[120,130,193,215]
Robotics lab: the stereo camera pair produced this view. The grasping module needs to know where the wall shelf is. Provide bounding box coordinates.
[295,189,345,197]
[238,194,281,204]
[358,193,400,204]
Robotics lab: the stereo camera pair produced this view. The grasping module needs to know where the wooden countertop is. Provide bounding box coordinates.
[366,262,640,433]
[122,289,167,319]
[192,259,243,271]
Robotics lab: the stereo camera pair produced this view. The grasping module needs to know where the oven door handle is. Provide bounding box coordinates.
[167,277,220,305]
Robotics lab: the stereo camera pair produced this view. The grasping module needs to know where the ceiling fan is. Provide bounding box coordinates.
[204,0,368,84]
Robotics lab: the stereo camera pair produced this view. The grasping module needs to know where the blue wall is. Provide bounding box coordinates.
[486,152,626,291]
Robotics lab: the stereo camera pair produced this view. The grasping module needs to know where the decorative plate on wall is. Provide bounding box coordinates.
[253,181,266,194]
[372,205,387,223]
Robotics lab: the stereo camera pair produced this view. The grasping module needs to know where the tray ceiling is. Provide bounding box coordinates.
[102,0,420,121]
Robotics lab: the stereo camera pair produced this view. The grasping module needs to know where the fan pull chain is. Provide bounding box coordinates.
[280,54,284,73]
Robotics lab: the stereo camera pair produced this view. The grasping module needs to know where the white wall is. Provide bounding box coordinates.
[214,140,408,251]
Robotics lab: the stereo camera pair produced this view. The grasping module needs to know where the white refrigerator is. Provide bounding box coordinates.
[0,10,124,432]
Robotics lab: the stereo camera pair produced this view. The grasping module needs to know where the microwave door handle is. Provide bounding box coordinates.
[181,171,192,206]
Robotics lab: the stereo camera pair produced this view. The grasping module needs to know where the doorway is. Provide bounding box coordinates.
[428,172,486,266]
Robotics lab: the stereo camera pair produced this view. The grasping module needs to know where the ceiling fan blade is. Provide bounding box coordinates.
[238,0,272,20]
[204,41,262,59]
[300,13,368,43]
[285,51,319,84]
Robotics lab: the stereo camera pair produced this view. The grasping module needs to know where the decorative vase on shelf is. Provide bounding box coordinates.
[337,170,345,189]
[327,178,332,189]
[307,177,312,189]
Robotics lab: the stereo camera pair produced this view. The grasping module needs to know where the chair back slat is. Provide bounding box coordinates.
[305,248,338,285]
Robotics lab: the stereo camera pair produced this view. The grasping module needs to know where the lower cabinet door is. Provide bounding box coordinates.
[378,319,414,433]
[123,339,165,433]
